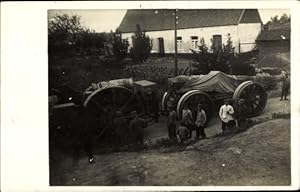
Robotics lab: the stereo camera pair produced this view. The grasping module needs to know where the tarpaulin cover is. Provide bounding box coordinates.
[169,71,252,93]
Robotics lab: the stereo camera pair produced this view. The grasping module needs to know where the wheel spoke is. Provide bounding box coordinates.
[120,94,135,113]
[112,89,119,112]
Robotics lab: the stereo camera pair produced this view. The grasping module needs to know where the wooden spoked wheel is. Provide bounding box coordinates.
[233,81,267,118]
[177,90,214,121]
[83,85,142,137]
[161,91,179,112]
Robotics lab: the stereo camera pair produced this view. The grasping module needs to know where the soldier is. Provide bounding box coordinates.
[129,111,150,145]
[194,104,207,140]
[72,106,96,166]
[280,71,290,101]
[167,106,177,141]
[181,105,193,139]
[219,99,235,132]
[235,99,248,130]
[176,123,190,144]
[113,111,128,148]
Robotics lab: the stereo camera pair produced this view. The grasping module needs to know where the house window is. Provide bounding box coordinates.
[177,36,183,50]
[212,35,222,51]
[191,36,199,50]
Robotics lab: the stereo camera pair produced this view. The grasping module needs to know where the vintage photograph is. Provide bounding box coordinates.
[48,8,291,186]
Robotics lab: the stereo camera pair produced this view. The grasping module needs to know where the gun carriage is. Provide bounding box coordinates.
[161,71,268,121]
[49,78,158,140]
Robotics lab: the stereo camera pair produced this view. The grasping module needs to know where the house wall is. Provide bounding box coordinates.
[122,23,261,54]
[238,23,262,52]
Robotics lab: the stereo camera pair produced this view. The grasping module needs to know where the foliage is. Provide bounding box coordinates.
[49,14,108,57]
[111,29,129,60]
[260,67,282,75]
[130,24,152,63]
[192,34,235,74]
[254,75,278,91]
[263,13,290,30]
[192,33,257,75]
[49,14,89,56]
[78,31,107,55]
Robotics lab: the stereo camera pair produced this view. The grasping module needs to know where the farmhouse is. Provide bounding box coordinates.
[118,9,263,54]
[256,23,290,67]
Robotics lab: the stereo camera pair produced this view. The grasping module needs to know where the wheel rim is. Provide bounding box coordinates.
[233,81,267,117]
[177,90,214,120]
[84,86,142,137]
[162,91,179,111]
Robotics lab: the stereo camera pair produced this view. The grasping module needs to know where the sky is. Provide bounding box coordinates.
[48,9,290,33]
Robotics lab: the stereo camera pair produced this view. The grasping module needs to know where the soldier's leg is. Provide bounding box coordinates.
[83,136,94,162]
[221,121,226,131]
[171,124,177,140]
[284,87,289,100]
[280,86,284,100]
[200,125,206,138]
[195,125,200,139]
[188,124,193,139]
[168,125,172,139]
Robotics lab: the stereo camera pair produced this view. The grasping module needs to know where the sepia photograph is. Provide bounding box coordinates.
[2,1,300,191]
[48,8,291,186]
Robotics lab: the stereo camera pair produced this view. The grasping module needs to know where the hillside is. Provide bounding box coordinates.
[51,118,290,186]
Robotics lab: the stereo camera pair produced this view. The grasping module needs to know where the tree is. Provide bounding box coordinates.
[78,30,107,55]
[111,29,129,60]
[49,14,89,55]
[270,15,279,23]
[264,13,290,30]
[191,33,256,75]
[199,37,208,53]
[129,24,152,63]
[279,13,290,24]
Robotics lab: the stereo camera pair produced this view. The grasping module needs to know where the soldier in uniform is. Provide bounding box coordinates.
[167,106,177,140]
[280,71,290,101]
[194,104,207,139]
[219,99,235,132]
[235,99,248,130]
[129,111,151,146]
[181,105,193,138]
[113,111,129,148]
[177,123,190,144]
[72,106,96,166]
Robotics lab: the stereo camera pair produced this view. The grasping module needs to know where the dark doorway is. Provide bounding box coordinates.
[158,37,165,56]
[213,35,222,52]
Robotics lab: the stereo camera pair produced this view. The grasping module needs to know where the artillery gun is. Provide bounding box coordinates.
[161,71,268,121]
[49,78,158,141]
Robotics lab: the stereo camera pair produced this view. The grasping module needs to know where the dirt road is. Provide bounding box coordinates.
[53,118,290,186]
[144,96,290,142]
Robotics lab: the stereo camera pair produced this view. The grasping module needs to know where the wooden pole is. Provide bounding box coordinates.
[174,9,178,76]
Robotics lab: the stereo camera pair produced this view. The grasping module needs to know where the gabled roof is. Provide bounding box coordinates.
[256,29,290,41]
[118,9,262,33]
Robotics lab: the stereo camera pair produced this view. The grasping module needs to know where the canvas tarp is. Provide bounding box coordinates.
[169,71,252,93]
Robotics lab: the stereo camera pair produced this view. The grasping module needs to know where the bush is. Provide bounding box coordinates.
[260,67,282,75]
[130,24,152,63]
[254,75,278,91]
[111,30,129,60]
[192,34,258,75]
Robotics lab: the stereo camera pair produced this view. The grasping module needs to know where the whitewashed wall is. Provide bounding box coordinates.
[122,23,261,54]
[238,23,262,52]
